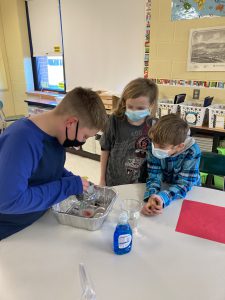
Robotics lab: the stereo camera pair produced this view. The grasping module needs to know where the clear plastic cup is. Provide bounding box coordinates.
[121,199,143,233]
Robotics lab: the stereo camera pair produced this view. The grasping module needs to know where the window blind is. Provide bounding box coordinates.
[27,0,62,56]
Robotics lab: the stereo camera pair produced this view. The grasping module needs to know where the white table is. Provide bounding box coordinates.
[1,184,225,300]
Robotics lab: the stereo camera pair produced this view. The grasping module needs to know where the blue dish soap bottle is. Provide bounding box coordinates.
[113,211,132,255]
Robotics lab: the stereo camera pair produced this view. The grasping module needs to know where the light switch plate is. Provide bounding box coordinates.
[193,89,200,100]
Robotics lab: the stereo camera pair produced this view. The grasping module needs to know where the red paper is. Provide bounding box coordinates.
[176,200,225,244]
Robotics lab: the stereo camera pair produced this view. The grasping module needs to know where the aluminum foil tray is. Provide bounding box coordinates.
[52,187,117,231]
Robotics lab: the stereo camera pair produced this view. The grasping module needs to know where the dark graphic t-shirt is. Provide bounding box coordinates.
[100,114,156,186]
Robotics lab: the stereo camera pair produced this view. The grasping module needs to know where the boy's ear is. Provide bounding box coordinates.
[65,116,78,126]
[177,142,185,150]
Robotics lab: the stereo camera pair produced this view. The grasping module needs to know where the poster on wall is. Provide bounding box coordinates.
[172,0,225,21]
[187,26,225,71]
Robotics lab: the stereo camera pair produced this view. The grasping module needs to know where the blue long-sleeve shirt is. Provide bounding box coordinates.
[0,118,83,239]
[144,141,201,207]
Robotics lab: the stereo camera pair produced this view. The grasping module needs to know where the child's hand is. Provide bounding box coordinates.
[81,177,89,191]
[141,194,163,216]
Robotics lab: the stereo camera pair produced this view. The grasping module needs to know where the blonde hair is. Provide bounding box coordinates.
[114,78,158,117]
[55,87,107,130]
[149,114,189,146]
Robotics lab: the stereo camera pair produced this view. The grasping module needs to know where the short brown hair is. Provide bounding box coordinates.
[114,78,158,117]
[149,114,189,146]
[55,87,107,130]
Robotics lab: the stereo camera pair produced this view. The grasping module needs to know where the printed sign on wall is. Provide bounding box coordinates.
[144,0,151,78]
[151,78,225,89]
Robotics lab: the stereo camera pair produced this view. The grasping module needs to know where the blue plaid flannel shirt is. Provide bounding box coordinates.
[144,143,201,207]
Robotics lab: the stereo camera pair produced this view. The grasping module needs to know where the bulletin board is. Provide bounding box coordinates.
[61,0,146,94]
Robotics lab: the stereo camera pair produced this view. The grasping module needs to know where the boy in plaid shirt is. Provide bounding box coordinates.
[142,114,201,216]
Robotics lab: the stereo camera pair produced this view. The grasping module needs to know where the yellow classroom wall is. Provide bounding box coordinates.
[0,0,29,116]
[150,0,225,102]
[1,0,225,116]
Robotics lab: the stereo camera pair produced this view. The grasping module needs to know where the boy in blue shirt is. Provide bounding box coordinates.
[0,87,107,239]
[142,114,201,216]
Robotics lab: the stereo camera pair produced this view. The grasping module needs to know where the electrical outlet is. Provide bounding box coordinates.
[193,89,200,100]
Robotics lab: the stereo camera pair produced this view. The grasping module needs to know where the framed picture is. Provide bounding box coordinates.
[187,26,225,72]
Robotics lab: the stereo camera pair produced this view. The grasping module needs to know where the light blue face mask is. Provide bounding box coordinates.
[125,109,150,122]
[152,143,170,159]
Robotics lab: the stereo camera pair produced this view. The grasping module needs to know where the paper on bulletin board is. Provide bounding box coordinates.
[58,82,64,89]
[161,108,168,116]
[54,45,61,53]
[171,0,225,21]
[215,115,225,128]
[0,47,8,90]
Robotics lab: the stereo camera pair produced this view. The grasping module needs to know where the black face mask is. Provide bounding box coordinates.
[63,121,86,148]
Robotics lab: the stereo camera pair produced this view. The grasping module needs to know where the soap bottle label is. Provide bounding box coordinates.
[118,234,132,249]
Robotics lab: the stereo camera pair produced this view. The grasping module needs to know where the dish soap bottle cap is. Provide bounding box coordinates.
[119,211,129,224]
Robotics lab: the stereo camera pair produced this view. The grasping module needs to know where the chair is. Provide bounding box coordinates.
[174,93,186,104]
[0,100,25,133]
[200,151,225,190]
[202,96,214,126]
[203,96,214,107]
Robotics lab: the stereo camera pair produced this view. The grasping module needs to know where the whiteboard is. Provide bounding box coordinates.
[61,0,145,93]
